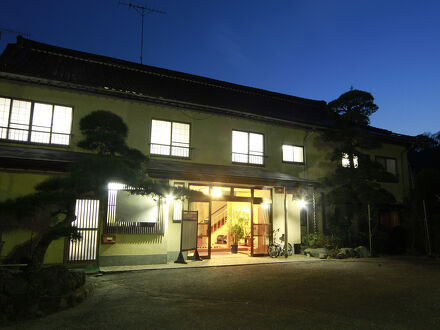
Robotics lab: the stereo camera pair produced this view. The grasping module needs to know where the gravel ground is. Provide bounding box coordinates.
[3,256,440,330]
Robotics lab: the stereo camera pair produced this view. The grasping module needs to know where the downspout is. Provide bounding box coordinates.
[302,129,314,234]
[284,186,288,258]
[303,130,311,179]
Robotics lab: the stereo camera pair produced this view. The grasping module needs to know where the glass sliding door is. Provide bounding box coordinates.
[252,203,271,255]
[189,201,210,258]
[252,189,272,256]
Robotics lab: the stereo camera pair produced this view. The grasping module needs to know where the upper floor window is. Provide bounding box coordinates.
[0,97,73,145]
[376,156,397,176]
[342,153,359,168]
[282,145,304,163]
[150,119,190,158]
[232,130,264,165]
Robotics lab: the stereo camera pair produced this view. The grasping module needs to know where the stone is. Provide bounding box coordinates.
[337,248,355,259]
[319,253,328,259]
[28,265,86,296]
[304,248,329,258]
[354,246,371,258]
[4,273,28,296]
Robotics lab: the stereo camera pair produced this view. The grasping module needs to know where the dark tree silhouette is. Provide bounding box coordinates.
[0,111,190,269]
[322,90,395,247]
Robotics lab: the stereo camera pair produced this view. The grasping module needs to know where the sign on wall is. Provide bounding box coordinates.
[180,211,198,251]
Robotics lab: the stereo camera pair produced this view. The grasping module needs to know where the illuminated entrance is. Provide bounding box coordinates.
[189,185,271,259]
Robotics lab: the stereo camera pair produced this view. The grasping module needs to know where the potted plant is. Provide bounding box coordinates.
[229,212,249,253]
[230,223,244,253]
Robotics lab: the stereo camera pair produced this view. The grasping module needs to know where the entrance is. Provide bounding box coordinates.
[188,186,271,258]
[211,201,252,256]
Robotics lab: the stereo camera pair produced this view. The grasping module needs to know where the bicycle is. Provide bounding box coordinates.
[268,228,293,257]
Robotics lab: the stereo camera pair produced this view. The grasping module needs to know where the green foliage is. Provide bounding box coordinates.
[77,110,129,155]
[230,224,244,245]
[230,212,249,245]
[0,111,167,269]
[327,89,378,126]
[321,89,396,247]
[302,233,335,249]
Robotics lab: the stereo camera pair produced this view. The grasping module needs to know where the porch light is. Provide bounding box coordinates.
[211,187,222,197]
[107,182,125,190]
[297,199,307,209]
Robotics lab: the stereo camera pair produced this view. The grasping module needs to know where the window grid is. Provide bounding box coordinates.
[150,119,190,158]
[0,97,11,139]
[8,100,32,142]
[0,96,72,146]
[342,153,359,168]
[282,145,304,163]
[232,130,264,165]
[376,156,397,176]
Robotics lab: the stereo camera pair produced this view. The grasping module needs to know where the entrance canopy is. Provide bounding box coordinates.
[147,159,317,188]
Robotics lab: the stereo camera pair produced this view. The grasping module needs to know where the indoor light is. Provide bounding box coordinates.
[165,194,174,203]
[211,187,222,197]
[262,202,270,210]
[107,182,125,190]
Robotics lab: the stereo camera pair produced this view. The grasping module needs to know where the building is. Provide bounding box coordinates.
[0,37,413,267]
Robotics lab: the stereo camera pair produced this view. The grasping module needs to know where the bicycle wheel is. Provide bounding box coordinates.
[287,243,293,256]
[268,244,278,258]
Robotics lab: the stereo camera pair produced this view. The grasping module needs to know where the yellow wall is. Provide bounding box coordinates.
[0,171,53,201]
[272,191,301,246]
[99,234,167,256]
[0,78,412,264]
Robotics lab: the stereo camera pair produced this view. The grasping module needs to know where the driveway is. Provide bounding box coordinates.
[4,257,440,329]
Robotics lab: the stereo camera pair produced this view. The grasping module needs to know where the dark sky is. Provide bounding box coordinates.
[1,0,439,136]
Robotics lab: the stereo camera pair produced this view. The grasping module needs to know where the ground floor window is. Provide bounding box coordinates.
[105,183,164,234]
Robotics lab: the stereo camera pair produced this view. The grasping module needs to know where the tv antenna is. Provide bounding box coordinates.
[0,28,30,41]
[118,1,165,64]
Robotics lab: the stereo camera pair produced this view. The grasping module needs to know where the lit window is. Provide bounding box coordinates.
[282,145,304,163]
[342,153,359,168]
[172,182,185,221]
[150,119,190,157]
[106,182,158,224]
[0,97,72,145]
[232,130,264,165]
[376,156,397,176]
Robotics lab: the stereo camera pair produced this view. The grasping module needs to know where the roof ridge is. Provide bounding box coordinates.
[19,37,325,109]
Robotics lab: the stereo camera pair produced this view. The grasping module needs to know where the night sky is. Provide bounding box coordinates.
[1,0,439,137]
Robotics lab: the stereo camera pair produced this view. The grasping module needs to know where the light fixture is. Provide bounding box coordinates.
[165,194,174,203]
[297,199,307,209]
[211,187,222,197]
[107,182,125,190]
[262,202,270,210]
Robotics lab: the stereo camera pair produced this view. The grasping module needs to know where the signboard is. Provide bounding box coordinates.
[115,191,158,223]
[180,211,198,252]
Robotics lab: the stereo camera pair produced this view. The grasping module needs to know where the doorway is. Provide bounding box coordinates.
[211,201,252,256]
[189,197,271,258]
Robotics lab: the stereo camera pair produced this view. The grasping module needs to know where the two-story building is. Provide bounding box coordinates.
[0,37,413,267]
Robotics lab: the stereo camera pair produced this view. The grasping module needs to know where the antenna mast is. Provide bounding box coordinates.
[0,28,30,40]
[118,1,165,64]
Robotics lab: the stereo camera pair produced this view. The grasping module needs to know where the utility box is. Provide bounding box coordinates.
[102,234,116,244]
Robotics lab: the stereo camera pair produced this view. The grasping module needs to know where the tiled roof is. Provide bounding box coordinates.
[0,37,415,143]
[0,145,316,187]
[0,37,331,127]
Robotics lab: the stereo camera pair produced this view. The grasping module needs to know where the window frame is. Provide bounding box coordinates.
[341,153,359,168]
[375,156,398,179]
[281,144,305,164]
[0,95,74,147]
[149,118,191,159]
[172,182,185,222]
[231,129,265,166]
